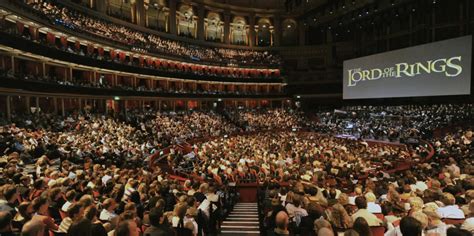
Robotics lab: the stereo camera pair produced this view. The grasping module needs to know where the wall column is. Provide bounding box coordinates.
[96,0,107,13]
[10,56,14,74]
[53,97,58,115]
[298,19,305,46]
[273,17,281,46]
[248,14,256,47]
[168,0,177,35]
[25,96,30,114]
[61,98,65,116]
[6,96,11,121]
[224,12,231,44]
[135,0,146,27]
[42,62,46,77]
[197,5,205,40]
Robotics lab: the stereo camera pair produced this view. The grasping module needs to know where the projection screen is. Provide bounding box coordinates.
[343,35,472,99]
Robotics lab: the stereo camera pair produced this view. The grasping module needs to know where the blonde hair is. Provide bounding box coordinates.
[411,211,428,229]
[338,193,349,205]
[364,192,377,203]
[408,197,424,211]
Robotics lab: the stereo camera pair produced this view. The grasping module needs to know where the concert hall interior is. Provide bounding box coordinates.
[0,0,473,236]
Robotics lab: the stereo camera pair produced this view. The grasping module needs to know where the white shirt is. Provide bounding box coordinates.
[285,203,308,219]
[197,199,211,217]
[367,202,382,213]
[426,222,451,236]
[437,205,465,219]
[100,209,118,222]
[461,217,474,233]
[411,181,428,192]
[101,175,112,185]
[61,201,72,212]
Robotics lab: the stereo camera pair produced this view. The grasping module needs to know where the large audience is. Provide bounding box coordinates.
[0,22,276,80]
[311,104,474,142]
[0,68,277,96]
[17,0,281,66]
[0,105,472,236]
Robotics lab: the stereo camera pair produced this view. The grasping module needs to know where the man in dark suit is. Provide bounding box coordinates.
[143,207,172,236]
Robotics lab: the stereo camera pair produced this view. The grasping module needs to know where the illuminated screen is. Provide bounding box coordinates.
[343,35,472,99]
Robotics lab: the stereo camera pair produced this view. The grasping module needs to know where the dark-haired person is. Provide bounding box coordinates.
[446,227,471,236]
[352,217,372,236]
[299,203,323,236]
[84,206,107,236]
[68,218,92,236]
[351,197,382,226]
[0,184,19,217]
[143,207,172,236]
[114,220,139,236]
[399,216,422,236]
[0,211,15,236]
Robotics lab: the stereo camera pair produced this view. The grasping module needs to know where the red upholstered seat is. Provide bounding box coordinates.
[374,213,384,220]
[59,211,67,220]
[370,226,386,236]
[442,218,465,225]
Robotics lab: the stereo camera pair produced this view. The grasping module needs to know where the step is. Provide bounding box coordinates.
[231,211,258,214]
[229,213,258,217]
[221,225,260,229]
[219,230,260,235]
[222,221,259,225]
[226,217,259,221]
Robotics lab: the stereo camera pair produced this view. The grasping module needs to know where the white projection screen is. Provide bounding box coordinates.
[343,35,472,99]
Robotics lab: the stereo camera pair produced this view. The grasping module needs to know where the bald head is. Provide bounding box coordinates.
[275,211,289,231]
[21,220,45,236]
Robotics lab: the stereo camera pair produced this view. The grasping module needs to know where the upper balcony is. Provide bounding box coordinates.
[3,0,287,68]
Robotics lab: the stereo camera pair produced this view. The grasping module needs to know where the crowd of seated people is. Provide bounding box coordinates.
[0,109,248,236]
[0,68,280,96]
[12,0,281,67]
[225,108,306,131]
[0,105,472,236]
[171,131,425,184]
[0,20,276,80]
[257,127,473,236]
[311,104,474,142]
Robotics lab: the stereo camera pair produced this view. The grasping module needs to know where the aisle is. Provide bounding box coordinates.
[219,202,260,236]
